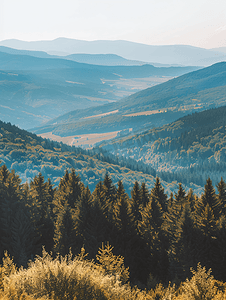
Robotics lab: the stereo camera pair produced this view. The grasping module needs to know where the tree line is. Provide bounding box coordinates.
[1,163,226,286]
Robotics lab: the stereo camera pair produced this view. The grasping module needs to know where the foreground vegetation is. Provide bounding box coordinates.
[1,163,226,298]
[1,250,226,299]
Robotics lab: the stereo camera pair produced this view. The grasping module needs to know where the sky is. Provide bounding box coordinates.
[0,0,226,49]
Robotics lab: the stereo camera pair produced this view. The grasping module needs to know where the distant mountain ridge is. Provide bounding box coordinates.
[33,62,226,138]
[0,45,161,66]
[0,49,197,129]
[0,38,226,66]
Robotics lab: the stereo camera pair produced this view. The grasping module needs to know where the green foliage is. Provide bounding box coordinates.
[181,263,218,300]
[0,119,171,195]
[96,242,130,284]
[100,105,226,188]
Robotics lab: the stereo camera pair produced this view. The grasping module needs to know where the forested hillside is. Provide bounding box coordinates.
[33,62,226,138]
[0,49,196,129]
[99,105,226,187]
[0,164,226,299]
[1,119,197,194]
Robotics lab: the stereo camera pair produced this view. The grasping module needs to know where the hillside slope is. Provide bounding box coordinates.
[98,105,226,186]
[0,119,201,194]
[33,62,226,138]
[0,51,197,129]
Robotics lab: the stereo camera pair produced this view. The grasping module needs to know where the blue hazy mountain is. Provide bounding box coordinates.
[0,45,158,66]
[32,62,226,137]
[0,38,226,66]
[0,50,198,129]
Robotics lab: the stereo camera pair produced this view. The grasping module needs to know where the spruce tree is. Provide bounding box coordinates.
[198,178,219,218]
[113,181,134,252]
[171,204,196,281]
[102,173,117,221]
[151,177,168,212]
[82,197,108,258]
[0,166,35,265]
[74,186,93,253]
[131,181,142,223]
[140,182,149,208]
[194,203,218,273]
[53,202,76,256]
[139,185,168,282]
[216,177,226,215]
[29,173,53,252]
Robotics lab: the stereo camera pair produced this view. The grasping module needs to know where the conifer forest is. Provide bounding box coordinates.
[1,163,226,299]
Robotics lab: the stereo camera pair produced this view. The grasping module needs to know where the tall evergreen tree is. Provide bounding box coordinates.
[216,177,226,215]
[198,178,219,218]
[151,177,168,212]
[113,181,134,251]
[53,202,76,256]
[139,182,169,282]
[131,181,142,223]
[29,173,54,252]
[74,186,93,253]
[171,204,196,281]
[0,165,35,265]
[140,182,149,208]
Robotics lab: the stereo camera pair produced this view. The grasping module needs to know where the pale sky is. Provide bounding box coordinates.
[0,0,226,48]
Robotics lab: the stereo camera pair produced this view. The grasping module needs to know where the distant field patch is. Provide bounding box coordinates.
[123,109,165,117]
[38,131,120,148]
[83,110,119,119]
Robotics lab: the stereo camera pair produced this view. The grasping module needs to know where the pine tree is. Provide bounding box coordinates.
[216,177,226,215]
[113,181,134,252]
[81,197,108,258]
[131,181,142,223]
[53,203,76,256]
[151,177,168,212]
[0,166,35,265]
[10,207,36,266]
[194,203,218,273]
[29,173,53,252]
[171,204,196,281]
[198,178,219,218]
[67,169,84,209]
[187,188,197,213]
[96,242,130,284]
[74,186,93,253]
[102,173,117,221]
[139,187,168,281]
[140,182,149,208]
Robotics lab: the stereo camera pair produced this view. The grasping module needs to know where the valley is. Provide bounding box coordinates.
[32,62,226,143]
[0,48,197,129]
[1,37,226,299]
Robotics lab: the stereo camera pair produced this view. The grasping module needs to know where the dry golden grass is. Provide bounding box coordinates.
[1,249,152,300]
[0,250,226,300]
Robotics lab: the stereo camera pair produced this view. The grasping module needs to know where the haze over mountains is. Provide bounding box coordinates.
[0,47,198,129]
[1,38,226,191]
[32,62,226,147]
[0,38,226,66]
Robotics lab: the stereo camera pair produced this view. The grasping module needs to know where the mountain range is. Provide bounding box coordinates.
[0,38,226,66]
[32,62,226,144]
[0,47,198,129]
